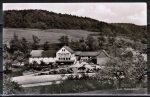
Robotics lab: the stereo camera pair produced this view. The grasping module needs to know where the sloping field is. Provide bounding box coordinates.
[3,28,98,45]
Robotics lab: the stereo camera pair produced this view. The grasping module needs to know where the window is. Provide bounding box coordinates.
[68,58,70,60]
[62,49,65,51]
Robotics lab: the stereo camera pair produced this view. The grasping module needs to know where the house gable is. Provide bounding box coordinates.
[56,46,74,54]
[97,50,110,58]
[63,46,74,53]
[56,46,75,59]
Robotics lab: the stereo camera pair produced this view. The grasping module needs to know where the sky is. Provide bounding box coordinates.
[3,3,147,25]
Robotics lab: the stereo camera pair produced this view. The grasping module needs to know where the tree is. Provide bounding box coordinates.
[101,28,112,36]
[98,36,105,42]
[20,37,29,53]
[98,35,105,49]
[9,34,30,55]
[85,35,95,51]
[4,60,12,72]
[58,35,69,46]
[32,35,40,50]
[13,50,24,65]
[79,37,84,43]
[79,43,86,51]
[43,41,50,50]
[9,33,21,53]
[108,36,115,46]
[101,49,147,89]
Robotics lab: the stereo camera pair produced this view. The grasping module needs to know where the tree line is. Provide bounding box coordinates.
[3,9,146,41]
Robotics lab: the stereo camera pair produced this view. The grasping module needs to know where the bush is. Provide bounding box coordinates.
[3,74,25,94]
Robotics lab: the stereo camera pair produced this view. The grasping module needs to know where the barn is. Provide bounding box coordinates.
[75,50,110,65]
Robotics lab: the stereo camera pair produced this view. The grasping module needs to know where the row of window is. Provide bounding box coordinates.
[58,53,69,56]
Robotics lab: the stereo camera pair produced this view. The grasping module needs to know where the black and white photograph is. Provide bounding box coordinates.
[3,3,147,94]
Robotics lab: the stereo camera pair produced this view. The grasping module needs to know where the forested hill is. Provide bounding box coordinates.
[3,9,146,40]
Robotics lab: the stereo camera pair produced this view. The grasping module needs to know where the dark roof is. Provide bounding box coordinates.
[79,52,100,57]
[42,50,56,57]
[76,50,110,57]
[101,50,110,57]
[30,50,44,57]
[63,46,74,53]
[74,51,82,56]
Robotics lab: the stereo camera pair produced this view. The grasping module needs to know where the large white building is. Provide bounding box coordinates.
[29,46,110,65]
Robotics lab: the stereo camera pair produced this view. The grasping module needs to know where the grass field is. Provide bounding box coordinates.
[3,28,98,45]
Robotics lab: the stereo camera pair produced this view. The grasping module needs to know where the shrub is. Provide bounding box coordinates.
[3,74,25,94]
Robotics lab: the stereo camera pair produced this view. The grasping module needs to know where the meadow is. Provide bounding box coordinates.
[3,28,98,45]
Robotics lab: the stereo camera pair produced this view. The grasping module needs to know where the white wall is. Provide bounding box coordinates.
[97,57,110,65]
[56,47,71,58]
[29,57,57,64]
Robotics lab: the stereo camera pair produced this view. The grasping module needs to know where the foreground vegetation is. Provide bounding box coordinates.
[4,72,147,94]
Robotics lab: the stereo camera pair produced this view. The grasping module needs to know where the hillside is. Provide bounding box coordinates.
[3,9,146,40]
[3,28,98,45]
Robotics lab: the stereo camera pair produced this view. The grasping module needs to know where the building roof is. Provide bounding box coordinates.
[74,51,82,56]
[30,50,44,57]
[76,50,110,57]
[63,46,74,53]
[42,50,56,57]
[101,50,110,57]
[79,52,100,57]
